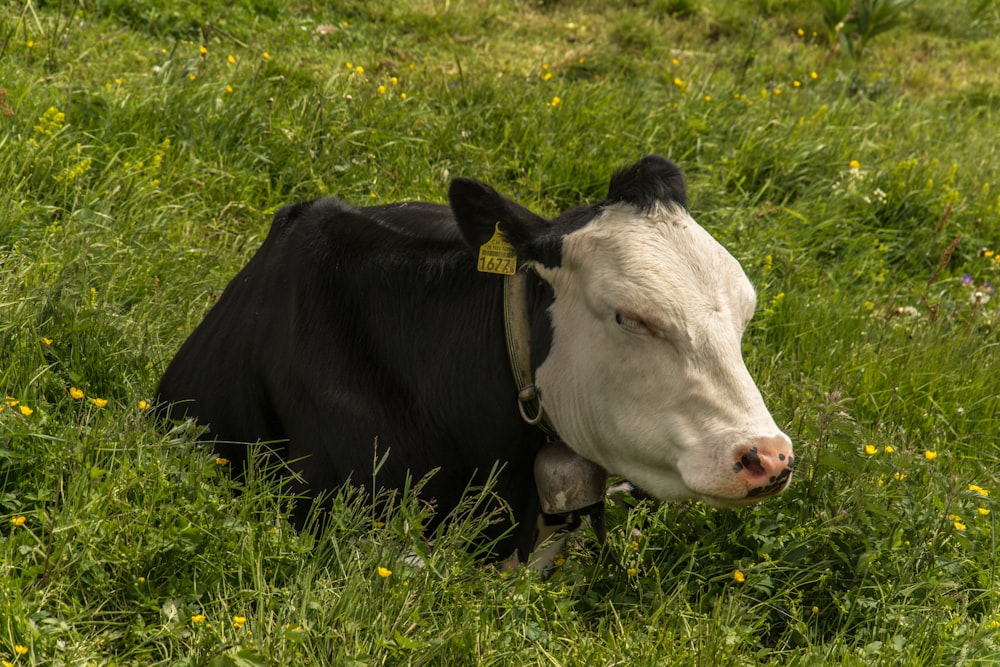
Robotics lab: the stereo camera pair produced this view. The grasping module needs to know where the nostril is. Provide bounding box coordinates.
[738,447,766,477]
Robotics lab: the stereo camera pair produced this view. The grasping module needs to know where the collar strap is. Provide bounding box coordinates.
[503,271,556,435]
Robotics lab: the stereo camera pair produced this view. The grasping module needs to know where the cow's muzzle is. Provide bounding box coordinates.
[733,435,794,499]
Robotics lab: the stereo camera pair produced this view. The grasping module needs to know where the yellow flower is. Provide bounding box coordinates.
[70,387,84,399]
[5,397,18,406]
[400,93,408,100]
[553,554,566,567]
[233,616,247,628]
[33,107,65,136]
[27,41,35,48]
[377,85,386,94]
[793,80,801,87]
[671,58,680,65]
[19,405,33,417]
[673,77,684,88]
[704,95,712,102]
[3,659,12,667]
[262,51,271,61]
[796,27,805,36]
[630,540,640,552]
[189,74,196,81]
[42,337,52,345]
[810,71,818,79]
[893,472,907,481]
[884,445,895,453]
[978,507,990,516]
[11,516,26,527]
[849,160,861,170]
[199,45,208,55]
[733,569,745,583]
[139,400,151,410]
[626,567,638,576]
[355,66,364,75]
[93,398,108,408]
[550,96,561,107]
[924,450,937,460]
[15,646,28,656]
[227,54,235,64]
[968,484,989,496]
[542,72,553,81]
[377,566,392,578]
[954,521,967,531]
[215,457,230,465]
[191,614,207,623]
[864,444,878,455]
[226,86,234,94]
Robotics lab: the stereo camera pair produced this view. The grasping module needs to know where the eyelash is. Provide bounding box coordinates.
[615,312,648,333]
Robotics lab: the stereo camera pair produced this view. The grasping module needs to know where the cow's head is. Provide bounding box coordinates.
[449,155,793,507]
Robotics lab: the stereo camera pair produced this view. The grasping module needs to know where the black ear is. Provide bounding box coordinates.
[605,155,687,210]
[449,178,560,266]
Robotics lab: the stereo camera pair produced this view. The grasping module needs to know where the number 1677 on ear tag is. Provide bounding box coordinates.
[477,223,517,275]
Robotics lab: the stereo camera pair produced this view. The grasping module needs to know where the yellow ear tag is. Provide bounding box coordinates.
[477,223,517,275]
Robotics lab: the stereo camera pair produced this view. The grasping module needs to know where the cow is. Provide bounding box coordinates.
[155,155,794,565]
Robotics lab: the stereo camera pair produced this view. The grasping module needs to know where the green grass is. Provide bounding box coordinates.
[2,0,1000,663]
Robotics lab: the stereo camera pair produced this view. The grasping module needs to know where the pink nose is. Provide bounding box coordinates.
[733,435,794,498]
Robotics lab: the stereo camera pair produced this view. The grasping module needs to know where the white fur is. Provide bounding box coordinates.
[534,202,790,506]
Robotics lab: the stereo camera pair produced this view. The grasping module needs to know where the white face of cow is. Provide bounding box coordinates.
[449,155,793,507]
[532,201,793,507]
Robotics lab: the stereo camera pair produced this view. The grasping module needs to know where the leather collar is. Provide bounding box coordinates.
[503,270,557,435]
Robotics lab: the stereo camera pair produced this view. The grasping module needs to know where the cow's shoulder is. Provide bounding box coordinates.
[360,202,461,242]
[264,198,462,260]
[268,198,457,239]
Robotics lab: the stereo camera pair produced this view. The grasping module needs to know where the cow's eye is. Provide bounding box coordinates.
[615,311,651,335]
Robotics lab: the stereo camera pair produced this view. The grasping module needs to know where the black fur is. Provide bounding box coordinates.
[156,156,683,561]
[605,155,687,211]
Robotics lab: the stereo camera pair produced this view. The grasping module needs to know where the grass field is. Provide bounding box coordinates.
[3,0,1000,663]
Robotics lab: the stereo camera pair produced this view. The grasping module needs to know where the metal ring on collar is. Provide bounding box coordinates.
[517,387,546,425]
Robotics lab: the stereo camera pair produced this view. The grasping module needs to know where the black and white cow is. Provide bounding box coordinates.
[156,156,793,563]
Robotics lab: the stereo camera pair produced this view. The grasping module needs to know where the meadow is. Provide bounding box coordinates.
[2,0,1000,663]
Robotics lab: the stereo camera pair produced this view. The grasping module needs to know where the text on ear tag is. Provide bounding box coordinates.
[477,223,517,275]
